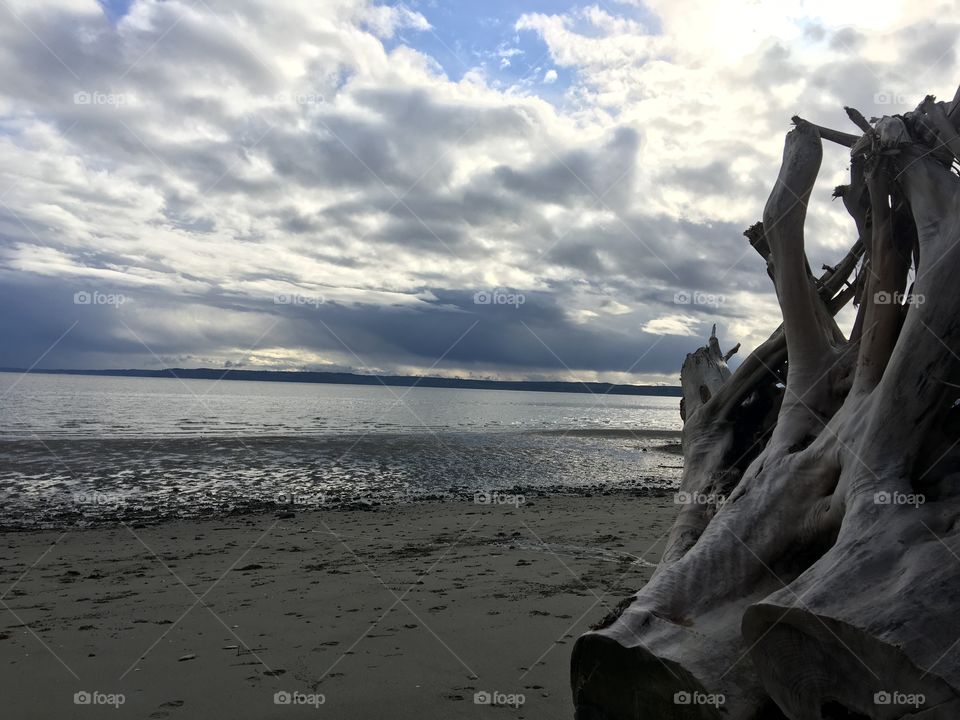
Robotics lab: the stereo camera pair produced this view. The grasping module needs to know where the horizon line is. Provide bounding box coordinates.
[0,367,683,397]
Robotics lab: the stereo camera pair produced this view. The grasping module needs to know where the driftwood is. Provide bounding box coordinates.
[571,88,960,719]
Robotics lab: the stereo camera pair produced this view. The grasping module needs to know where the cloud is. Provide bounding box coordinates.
[642,314,700,337]
[1,0,958,382]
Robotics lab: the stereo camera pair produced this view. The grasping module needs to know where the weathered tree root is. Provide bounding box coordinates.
[572,89,960,719]
[744,500,960,720]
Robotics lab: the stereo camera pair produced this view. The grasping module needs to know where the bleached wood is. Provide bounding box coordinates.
[572,88,960,720]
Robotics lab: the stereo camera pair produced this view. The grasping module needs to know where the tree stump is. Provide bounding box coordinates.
[571,89,960,719]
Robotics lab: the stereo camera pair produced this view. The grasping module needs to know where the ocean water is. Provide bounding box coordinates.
[0,373,683,528]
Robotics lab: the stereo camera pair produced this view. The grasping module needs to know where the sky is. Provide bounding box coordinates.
[0,0,958,383]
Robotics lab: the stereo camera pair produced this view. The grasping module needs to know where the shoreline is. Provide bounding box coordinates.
[0,495,676,719]
[0,485,677,532]
[0,367,683,398]
[0,428,684,442]
[0,431,683,531]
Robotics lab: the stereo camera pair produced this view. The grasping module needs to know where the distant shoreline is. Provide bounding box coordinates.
[0,367,682,397]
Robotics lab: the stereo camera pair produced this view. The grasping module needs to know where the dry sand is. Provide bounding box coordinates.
[0,493,676,719]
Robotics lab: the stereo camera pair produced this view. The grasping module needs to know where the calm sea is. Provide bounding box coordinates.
[0,373,683,528]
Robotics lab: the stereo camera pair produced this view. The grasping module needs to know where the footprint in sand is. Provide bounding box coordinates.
[149,699,184,717]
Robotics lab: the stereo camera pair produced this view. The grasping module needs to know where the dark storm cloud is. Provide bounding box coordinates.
[0,272,146,368]
[263,120,409,189]
[539,209,763,294]
[662,160,747,197]
[351,87,536,145]
[370,214,471,251]
[492,127,640,207]
[546,241,609,275]
[266,290,701,377]
[0,270,702,378]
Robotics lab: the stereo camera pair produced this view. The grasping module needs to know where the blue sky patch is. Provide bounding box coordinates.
[96,0,134,23]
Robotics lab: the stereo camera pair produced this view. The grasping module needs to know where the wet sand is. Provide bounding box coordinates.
[0,494,676,719]
[0,432,682,529]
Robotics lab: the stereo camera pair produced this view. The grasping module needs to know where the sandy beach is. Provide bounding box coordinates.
[0,493,676,719]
